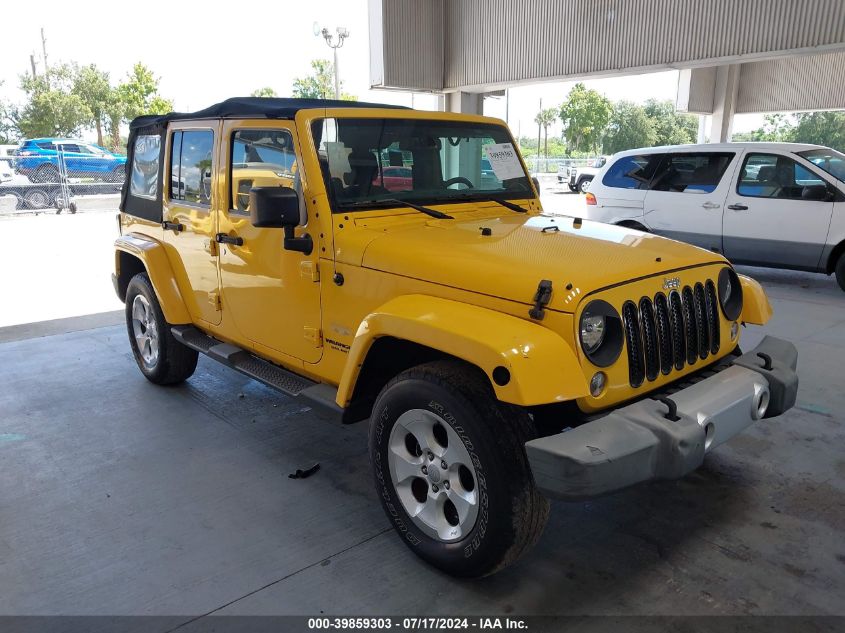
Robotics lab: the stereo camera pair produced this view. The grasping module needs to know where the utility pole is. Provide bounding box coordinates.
[319,26,350,99]
[41,28,48,74]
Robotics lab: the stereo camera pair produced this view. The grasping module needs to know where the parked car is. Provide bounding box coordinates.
[112,98,796,577]
[558,156,607,193]
[0,144,17,183]
[374,165,413,191]
[14,138,126,183]
[584,142,845,291]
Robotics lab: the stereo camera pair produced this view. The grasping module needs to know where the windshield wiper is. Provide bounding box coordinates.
[346,198,453,219]
[450,193,528,213]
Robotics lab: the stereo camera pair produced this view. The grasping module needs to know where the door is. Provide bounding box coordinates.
[723,152,834,270]
[642,151,739,252]
[216,120,322,364]
[161,123,222,325]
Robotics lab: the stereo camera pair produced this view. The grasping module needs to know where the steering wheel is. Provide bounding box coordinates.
[444,176,474,189]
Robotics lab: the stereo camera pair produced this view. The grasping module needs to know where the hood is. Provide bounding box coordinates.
[359,214,725,313]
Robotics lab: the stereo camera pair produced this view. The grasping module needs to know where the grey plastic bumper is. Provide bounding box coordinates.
[525,336,798,500]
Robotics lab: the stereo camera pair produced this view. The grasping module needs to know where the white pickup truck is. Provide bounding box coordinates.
[558,156,608,193]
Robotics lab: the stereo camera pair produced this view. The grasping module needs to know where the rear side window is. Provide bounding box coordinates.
[737,153,826,199]
[650,153,734,193]
[170,130,214,206]
[129,135,161,200]
[601,154,660,190]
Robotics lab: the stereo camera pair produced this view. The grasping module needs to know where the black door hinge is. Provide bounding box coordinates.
[529,279,553,320]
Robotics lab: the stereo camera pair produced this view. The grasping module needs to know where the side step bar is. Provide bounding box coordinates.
[171,325,343,420]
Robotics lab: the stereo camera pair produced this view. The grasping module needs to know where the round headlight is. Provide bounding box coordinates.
[579,300,623,367]
[580,314,606,353]
[717,267,743,321]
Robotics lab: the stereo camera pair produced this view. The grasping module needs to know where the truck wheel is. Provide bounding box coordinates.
[835,252,845,292]
[24,188,51,210]
[125,273,198,385]
[369,360,549,577]
[579,177,592,194]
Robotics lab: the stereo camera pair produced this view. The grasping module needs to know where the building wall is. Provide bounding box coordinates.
[736,50,845,113]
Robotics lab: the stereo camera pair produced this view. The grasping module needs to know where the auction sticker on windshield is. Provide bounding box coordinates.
[484,143,524,180]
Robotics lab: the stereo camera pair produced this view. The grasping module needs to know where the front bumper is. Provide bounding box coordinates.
[525,336,798,500]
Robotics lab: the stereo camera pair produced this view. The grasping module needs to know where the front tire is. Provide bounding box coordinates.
[125,273,198,385]
[835,252,845,292]
[369,360,549,577]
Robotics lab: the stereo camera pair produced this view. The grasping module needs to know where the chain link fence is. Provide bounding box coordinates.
[0,141,124,214]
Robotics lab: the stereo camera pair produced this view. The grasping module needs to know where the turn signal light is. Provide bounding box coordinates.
[585,192,597,206]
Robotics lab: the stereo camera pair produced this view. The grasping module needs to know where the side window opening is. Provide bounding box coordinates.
[169,130,214,206]
[738,153,826,200]
[230,129,297,212]
[601,154,660,190]
[129,134,162,200]
[649,153,734,194]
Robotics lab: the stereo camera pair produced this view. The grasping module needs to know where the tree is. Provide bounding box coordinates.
[72,64,111,146]
[533,107,557,159]
[251,87,278,98]
[0,83,15,144]
[292,59,357,101]
[602,101,657,154]
[559,83,612,154]
[731,113,795,143]
[643,99,698,146]
[104,63,173,151]
[792,111,845,151]
[16,64,91,138]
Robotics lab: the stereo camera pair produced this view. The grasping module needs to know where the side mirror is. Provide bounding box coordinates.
[249,186,300,227]
[801,184,832,201]
[249,186,312,254]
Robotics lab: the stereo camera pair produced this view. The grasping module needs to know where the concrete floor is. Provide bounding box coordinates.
[0,266,843,621]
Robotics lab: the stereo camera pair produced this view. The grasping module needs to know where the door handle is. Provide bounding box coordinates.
[701,202,720,210]
[215,233,244,246]
[162,220,184,232]
[727,204,748,211]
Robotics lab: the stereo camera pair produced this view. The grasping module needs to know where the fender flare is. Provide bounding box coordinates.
[738,274,772,326]
[115,233,191,324]
[337,294,589,408]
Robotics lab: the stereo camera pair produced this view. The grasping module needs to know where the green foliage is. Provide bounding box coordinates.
[792,112,845,152]
[732,114,795,143]
[17,64,92,138]
[0,83,15,144]
[292,60,335,99]
[251,87,278,98]
[559,83,612,154]
[72,64,111,145]
[643,99,698,146]
[292,59,357,101]
[533,107,557,158]
[602,101,657,154]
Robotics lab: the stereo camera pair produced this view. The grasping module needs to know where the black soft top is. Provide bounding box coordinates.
[129,96,409,130]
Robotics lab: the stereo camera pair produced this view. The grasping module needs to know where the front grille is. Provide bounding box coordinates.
[623,280,721,387]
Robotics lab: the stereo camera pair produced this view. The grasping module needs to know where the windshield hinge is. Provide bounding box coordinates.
[528,280,553,321]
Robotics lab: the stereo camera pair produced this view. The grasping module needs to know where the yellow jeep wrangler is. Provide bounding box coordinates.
[113,97,798,577]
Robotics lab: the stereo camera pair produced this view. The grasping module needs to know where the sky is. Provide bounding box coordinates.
[1,0,764,143]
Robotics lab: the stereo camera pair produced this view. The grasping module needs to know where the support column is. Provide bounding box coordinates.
[708,64,740,143]
[444,91,484,115]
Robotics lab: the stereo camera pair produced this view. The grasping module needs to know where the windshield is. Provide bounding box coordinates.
[797,148,845,183]
[312,118,533,212]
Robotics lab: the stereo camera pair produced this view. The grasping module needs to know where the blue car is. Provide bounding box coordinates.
[14,138,127,183]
